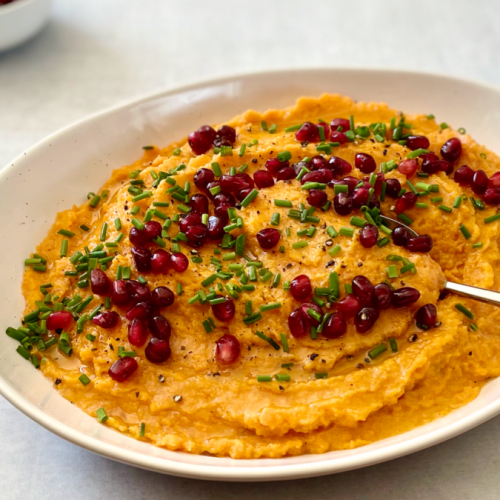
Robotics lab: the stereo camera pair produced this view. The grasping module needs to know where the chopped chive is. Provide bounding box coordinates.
[57,229,75,238]
[386,265,398,279]
[431,196,443,203]
[397,214,413,226]
[389,337,398,352]
[314,372,328,379]
[469,323,478,331]
[274,199,293,208]
[131,218,145,230]
[260,302,282,312]
[350,216,366,228]
[243,312,262,325]
[455,303,474,320]
[407,148,429,159]
[80,224,90,232]
[79,374,91,385]
[96,408,108,423]
[415,202,429,209]
[377,237,390,247]
[239,143,246,157]
[280,333,289,353]
[453,196,462,209]
[285,123,302,133]
[460,225,471,239]
[328,245,341,257]
[60,239,69,258]
[257,375,272,382]
[292,241,308,249]
[484,214,500,224]
[268,124,277,134]
[240,189,259,208]
[99,222,108,241]
[472,242,483,248]
[130,206,140,215]
[368,343,387,359]
[326,226,338,238]
[339,227,354,237]
[271,213,280,226]
[438,204,452,213]
[177,283,183,295]
[261,121,268,131]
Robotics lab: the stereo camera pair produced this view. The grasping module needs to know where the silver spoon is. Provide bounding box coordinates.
[379,215,500,306]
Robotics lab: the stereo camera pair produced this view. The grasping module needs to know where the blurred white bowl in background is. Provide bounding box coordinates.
[0,0,51,53]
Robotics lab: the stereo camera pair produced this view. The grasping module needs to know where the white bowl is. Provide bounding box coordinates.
[2,68,500,481]
[0,0,51,52]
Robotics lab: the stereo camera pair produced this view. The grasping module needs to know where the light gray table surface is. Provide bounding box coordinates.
[2,1,500,498]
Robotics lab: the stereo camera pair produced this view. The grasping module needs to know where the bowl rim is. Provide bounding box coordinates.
[0,0,42,15]
[2,66,500,481]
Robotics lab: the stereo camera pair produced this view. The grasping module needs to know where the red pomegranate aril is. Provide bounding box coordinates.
[373,283,393,310]
[150,249,171,274]
[254,170,275,189]
[211,296,236,322]
[333,192,353,216]
[355,307,380,334]
[406,234,433,253]
[338,294,361,319]
[337,176,358,195]
[322,312,347,339]
[185,223,208,247]
[92,311,120,329]
[330,118,351,132]
[307,189,328,208]
[295,122,320,143]
[128,318,148,347]
[395,192,417,214]
[131,246,152,273]
[189,193,209,214]
[310,155,327,170]
[471,169,488,195]
[363,172,385,195]
[213,192,235,207]
[220,173,254,194]
[421,159,442,175]
[385,178,402,198]
[488,172,500,189]
[126,301,153,321]
[125,280,151,304]
[214,203,232,218]
[330,131,349,144]
[276,167,297,181]
[235,188,253,202]
[392,226,412,247]
[143,221,162,241]
[46,311,74,331]
[438,160,454,175]
[256,228,280,250]
[392,287,420,308]
[301,169,333,185]
[216,125,236,145]
[148,315,171,340]
[207,215,226,240]
[359,224,379,248]
[112,280,131,305]
[299,302,323,327]
[483,187,500,205]
[170,252,189,272]
[205,181,221,200]
[317,122,330,140]
[352,187,370,209]
[415,304,438,329]
[355,153,377,174]
[406,135,430,151]
[145,338,171,364]
[129,227,148,247]
[265,158,289,176]
[178,213,202,234]
[441,137,462,162]
[90,269,112,296]
[398,158,418,179]
[328,156,352,176]
[288,308,309,338]
[109,357,138,382]
[290,274,312,301]
[188,125,217,155]
[215,334,240,365]
[352,275,375,307]
[151,286,175,308]
[194,168,215,191]
[368,192,380,210]
[420,152,439,168]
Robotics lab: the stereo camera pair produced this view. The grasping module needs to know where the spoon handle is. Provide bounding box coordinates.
[445,281,500,306]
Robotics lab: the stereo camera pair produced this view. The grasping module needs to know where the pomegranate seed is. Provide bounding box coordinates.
[352,275,375,307]
[373,283,393,310]
[483,187,500,205]
[205,181,221,200]
[415,304,438,329]
[254,170,275,189]
[211,296,236,322]
[359,224,379,248]
[330,131,349,144]
[307,189,328,208]
[215,334,240,365]
[318,122,330,140]
[288,308,309,338]
[129,227,148,247]
[125,280,151,304]
[355,153,377,174]
[112,280,131,305]
[335,176,358,195]
[421,160,442,175]
[295,122,319,142]
[109,357,138,382]
[299,302,323,327]
[170,252,189,272]
[310,155,327,170]
[420,152,439,170]
[90,269,112,296]
[256,228,280,250]
[398,158,418,179]
[145,338,171,363]
[189,193,209,214]
[151,286,174,308]
[330,118,350,132]
[321,312,347,339]
[355,307,380,334]
[128,318,148,347]
[276,167,297,181]
[395,192,417,214]
[471,170,488,195]
[151,249,172,274]
[352,187,370,209]
[438,160,454,175]
[265,158,289,176]
[207,215,226,240]
[333,192,353,216]
[368,192,380,210]
[92,311,120,329]
[235,188,252,202]
[488,172,500,189]
[441,137,462,162]
[290,274,312,301]
[213,192,235,207]
[215,125,236,146]
[143,221,162,241]
[194,168,215,191]
[148,315,171,340]
[328,156,352,176]
[301,169,333,185]
[363,172,385,195]
[392,287,420,308]
[132,246,152,273]
[406,234,433,253]
[406,135,430,151]
[178,213,200,236]
[214,203,232,218]
[185,223,208,247]
[220,173,254,194]
[385,178,402,198]
[126,301,153,321]
[338,294,361,319]
[392,226,412,246]
[47,311,74,331]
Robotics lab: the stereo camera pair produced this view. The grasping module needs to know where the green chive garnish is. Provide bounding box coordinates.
[260,302,281,312]
[339,227,354,237]
[484,214,500,224]
[368,343,387,359]
[257,375,272,382]
[274,199,293,208]
[455,303,474,320]
[57,229,75,238]
[96,408,108,423]
[292,241,308,249]
[460,225,471,239]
